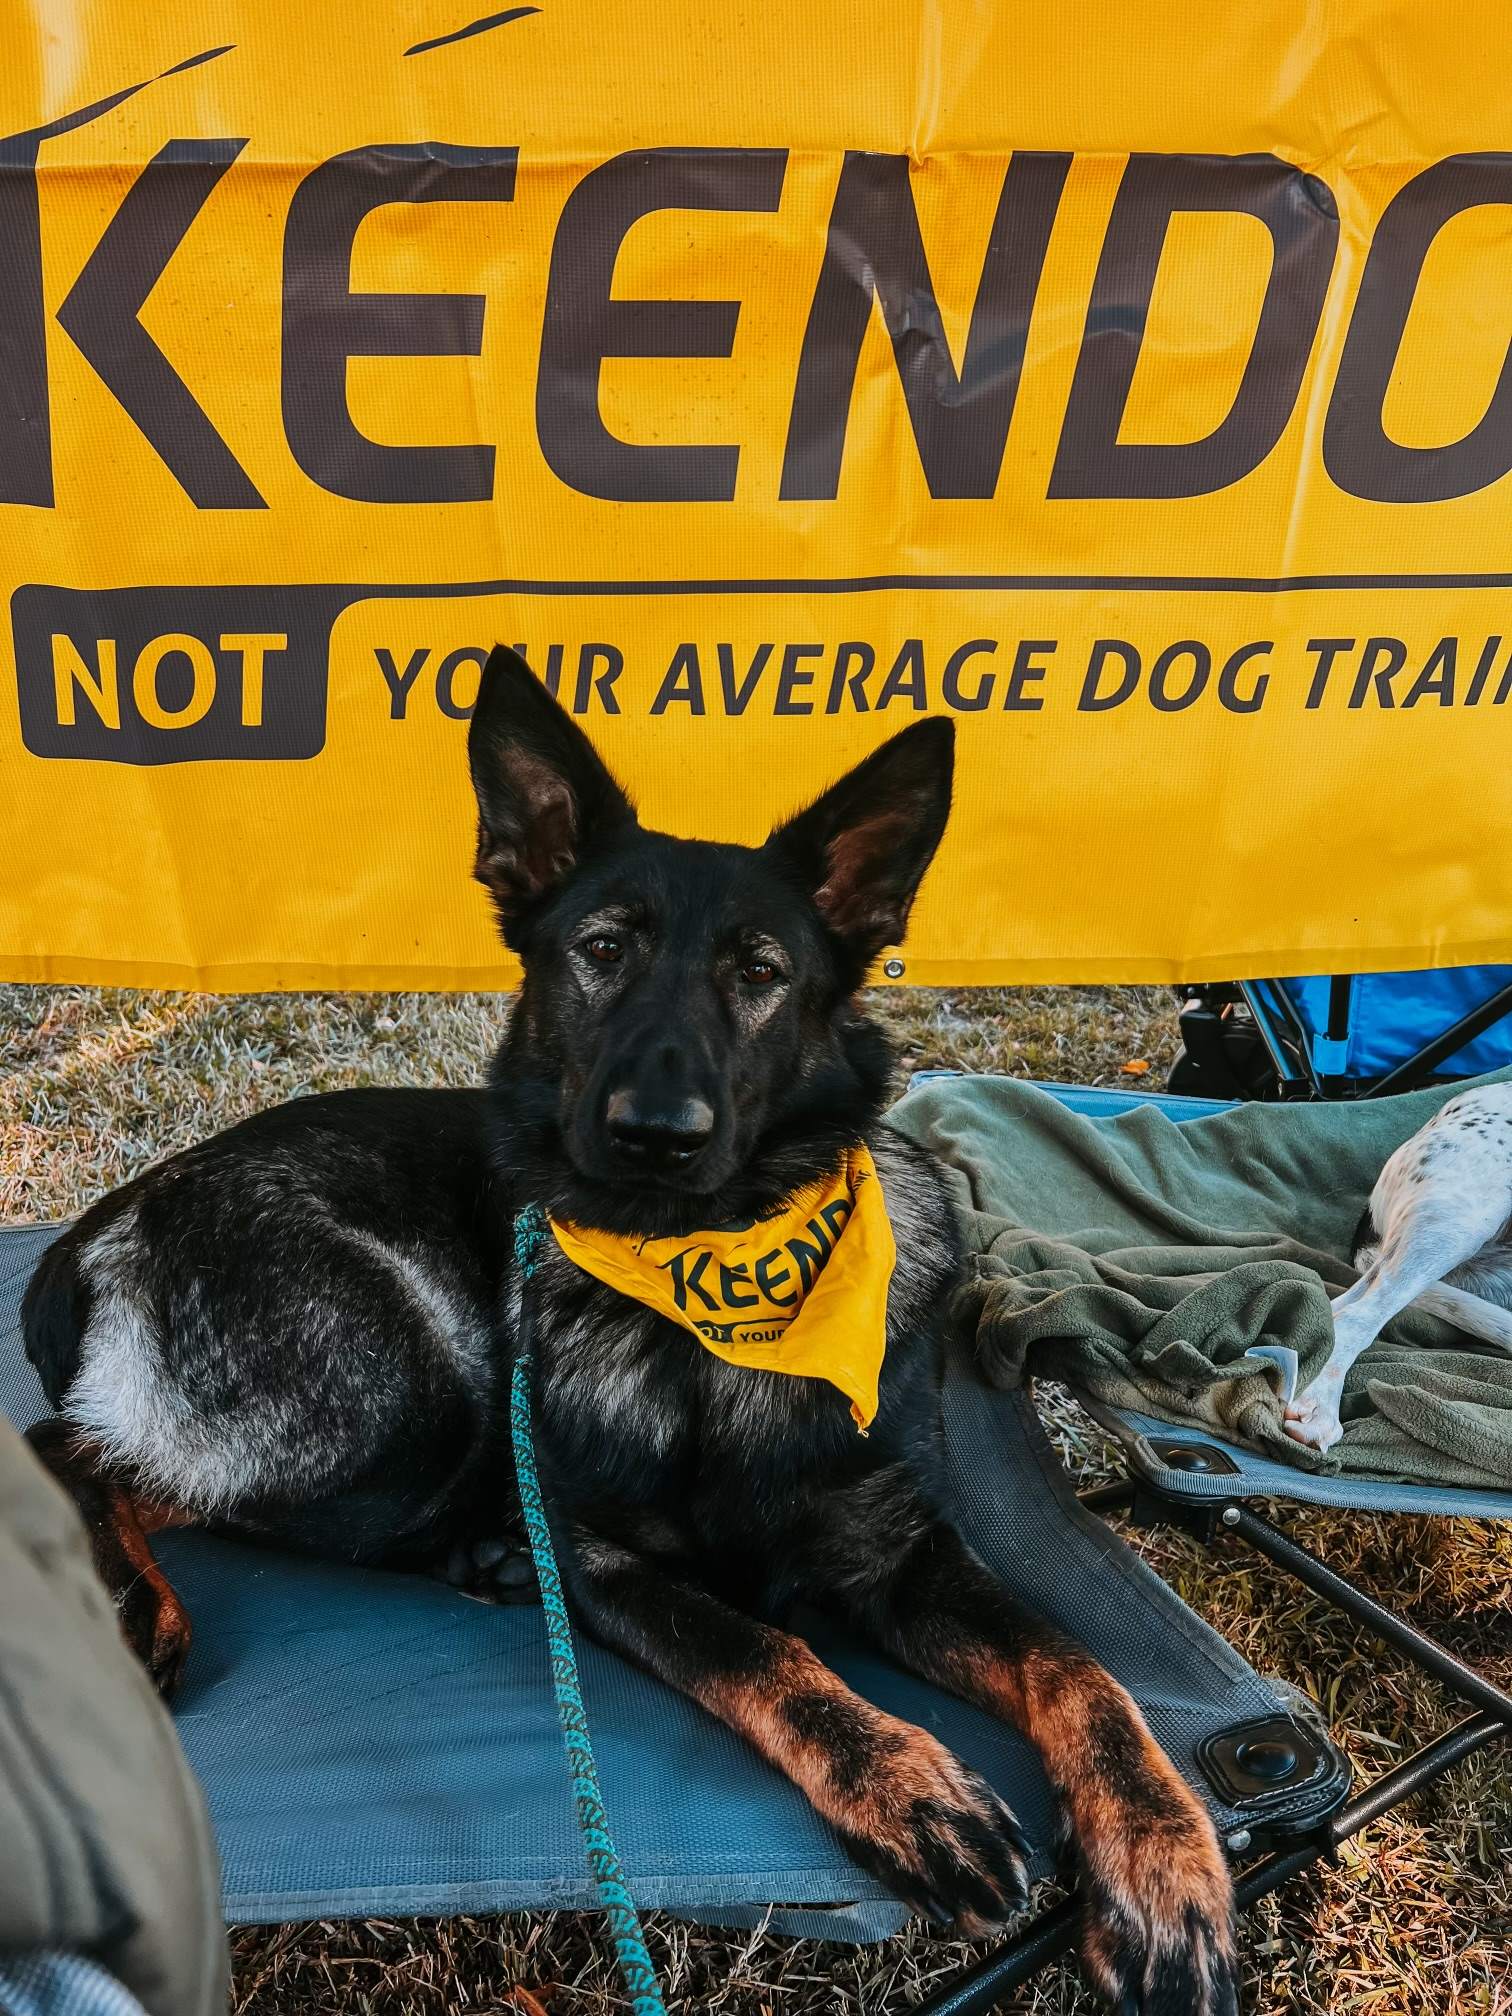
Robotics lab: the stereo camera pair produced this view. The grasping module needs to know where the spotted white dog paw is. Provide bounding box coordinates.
[1283,1389,1343,1451]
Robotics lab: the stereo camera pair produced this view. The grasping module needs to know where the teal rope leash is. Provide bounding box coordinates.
[509,1204,667,2016]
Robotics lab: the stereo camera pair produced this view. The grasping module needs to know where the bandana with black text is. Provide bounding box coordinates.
[548,1145,895,1430]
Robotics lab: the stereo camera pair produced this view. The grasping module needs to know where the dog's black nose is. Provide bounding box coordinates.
[605,1090,715,1167]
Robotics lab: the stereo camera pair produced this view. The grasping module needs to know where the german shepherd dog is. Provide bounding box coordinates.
[25,648,1237,2014]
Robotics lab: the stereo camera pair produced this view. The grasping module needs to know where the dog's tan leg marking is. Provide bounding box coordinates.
[27,1418,195,1694]
[569,1531,1028,1930]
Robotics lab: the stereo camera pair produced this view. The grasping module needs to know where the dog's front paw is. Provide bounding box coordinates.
[1073,1775,1238,2015]
[833,1720,1030,1934]
[1283,1386,1343,1452]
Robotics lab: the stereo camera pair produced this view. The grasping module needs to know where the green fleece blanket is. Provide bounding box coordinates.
[888,1072,1512,1488]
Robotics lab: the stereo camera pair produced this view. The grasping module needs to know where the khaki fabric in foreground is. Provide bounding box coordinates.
[888,1073,1512,1488]
[0,1421,226,2016]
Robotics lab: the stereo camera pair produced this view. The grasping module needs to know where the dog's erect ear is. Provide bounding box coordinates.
[467,645,637,929]
[764,717,954,970]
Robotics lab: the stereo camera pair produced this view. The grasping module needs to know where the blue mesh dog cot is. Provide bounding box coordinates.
[0,1202,1346,2012]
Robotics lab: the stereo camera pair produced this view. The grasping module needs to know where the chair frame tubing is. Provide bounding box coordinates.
[910,1477,1511,2016]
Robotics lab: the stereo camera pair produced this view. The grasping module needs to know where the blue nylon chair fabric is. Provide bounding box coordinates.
[1281,965,1512,1079]
[0,1194,1331,1938]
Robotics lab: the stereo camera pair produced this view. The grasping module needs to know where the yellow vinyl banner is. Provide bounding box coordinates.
[2,1,1510,989]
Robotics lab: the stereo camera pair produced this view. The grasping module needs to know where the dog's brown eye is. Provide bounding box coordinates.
[585,935,623,964]
[740,959,779,987]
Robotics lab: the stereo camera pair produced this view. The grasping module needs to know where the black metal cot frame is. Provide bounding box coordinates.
[909,1465,1512,2016]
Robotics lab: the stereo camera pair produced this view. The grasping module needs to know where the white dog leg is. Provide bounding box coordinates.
[1285,1094,1512,1452]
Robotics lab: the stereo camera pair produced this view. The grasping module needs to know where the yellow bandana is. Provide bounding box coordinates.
[548,1146,895,1430]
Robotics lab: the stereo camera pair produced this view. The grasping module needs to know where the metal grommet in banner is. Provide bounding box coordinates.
[883,958,905,979]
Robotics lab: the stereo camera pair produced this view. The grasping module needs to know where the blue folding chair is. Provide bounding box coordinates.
[1171,963,1512,1100]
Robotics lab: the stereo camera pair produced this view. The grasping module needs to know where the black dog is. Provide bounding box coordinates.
[25,648,1237,2013]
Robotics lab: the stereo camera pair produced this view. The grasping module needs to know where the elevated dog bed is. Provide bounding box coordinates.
[893,1076,1512,2012]
[0,1213,1344,1948]
[895,1073,1512,1508]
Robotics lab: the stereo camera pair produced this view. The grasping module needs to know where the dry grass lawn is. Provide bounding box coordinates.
[1,981,1507,2015]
